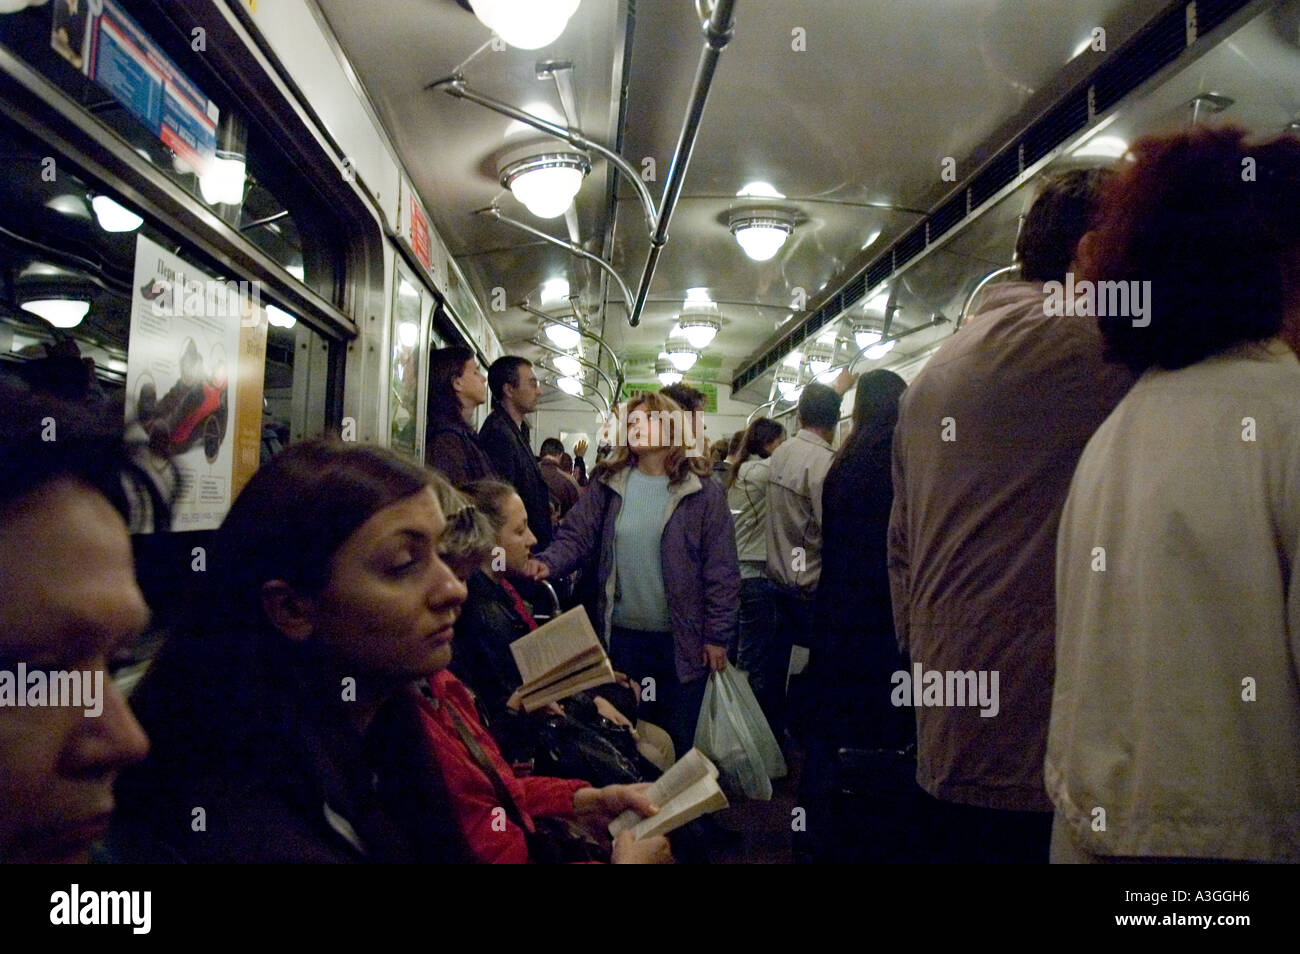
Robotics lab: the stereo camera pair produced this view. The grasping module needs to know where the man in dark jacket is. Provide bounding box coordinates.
[425,346,496,487]
[479,356,552,548]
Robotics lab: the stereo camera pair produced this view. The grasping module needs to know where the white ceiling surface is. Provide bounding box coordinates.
[314,0,1184,409]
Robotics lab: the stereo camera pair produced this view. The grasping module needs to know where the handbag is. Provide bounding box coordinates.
[446,705,610,864]
[532,711,645,787]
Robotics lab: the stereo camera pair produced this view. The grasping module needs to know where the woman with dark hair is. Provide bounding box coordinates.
[811,370,909,746]
[115,442,669,864]
[798,370,920,862]
[529,392,741,761]
[425,346,496,486]
[725,417,786,688]
[1049,127,1300,863]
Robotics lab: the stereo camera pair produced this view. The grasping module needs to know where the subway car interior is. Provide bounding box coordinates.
[0,0,1298,887]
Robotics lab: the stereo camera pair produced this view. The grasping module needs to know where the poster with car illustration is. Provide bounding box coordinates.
[126,234,242,531]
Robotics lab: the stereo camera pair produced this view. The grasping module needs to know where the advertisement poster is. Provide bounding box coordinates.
[126,234,249,531]
[51,0,218,176]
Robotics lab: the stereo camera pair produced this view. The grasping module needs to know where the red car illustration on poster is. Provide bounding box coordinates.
[135,337,229,463]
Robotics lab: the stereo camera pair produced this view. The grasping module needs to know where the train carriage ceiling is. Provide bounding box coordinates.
[315,0,1300,408]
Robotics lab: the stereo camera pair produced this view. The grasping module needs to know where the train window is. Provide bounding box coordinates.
[0,110,320,525]
[389,267,425,460]
[0,2,338,300]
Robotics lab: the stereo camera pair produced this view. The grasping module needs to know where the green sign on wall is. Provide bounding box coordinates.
[621,380,718,413]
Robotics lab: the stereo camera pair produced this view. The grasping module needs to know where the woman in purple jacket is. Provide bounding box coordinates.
[530,391,740,760]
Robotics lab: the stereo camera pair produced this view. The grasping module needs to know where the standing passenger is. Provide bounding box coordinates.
[538,437,580,525]
[725,417,785,688]
[762,383,844,743]
[811,370,910,751]
[425,346,496,486]
[530,392,739,761]
[1049,127,1300,863]
[480,356,552,548]
[801,370,920,862]
[887,168,1134,863]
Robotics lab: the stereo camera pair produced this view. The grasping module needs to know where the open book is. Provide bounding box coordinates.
[509,605,614,712]
[608,748,729,841]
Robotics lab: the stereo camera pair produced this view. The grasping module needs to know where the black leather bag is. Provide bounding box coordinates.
[533,713,644,787]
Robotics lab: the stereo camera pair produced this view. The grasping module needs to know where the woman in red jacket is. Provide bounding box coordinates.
[428,478,665,862]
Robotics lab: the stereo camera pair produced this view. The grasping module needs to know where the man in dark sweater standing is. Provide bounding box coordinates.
[479,356,552,549]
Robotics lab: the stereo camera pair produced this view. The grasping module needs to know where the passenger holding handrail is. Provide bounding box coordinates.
[527,391,741,763]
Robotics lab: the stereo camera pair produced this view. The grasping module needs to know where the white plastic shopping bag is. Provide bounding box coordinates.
[693,667,788,801]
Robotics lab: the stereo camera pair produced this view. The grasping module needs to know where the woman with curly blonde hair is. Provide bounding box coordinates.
[530,391,740,760]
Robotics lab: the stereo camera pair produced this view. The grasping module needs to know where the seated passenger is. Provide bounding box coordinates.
[0,380,167,863]
[450,479,646,783]
[116,442,669,863]
[1049,126,1300,863]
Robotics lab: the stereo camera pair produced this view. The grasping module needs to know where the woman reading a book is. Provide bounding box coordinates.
[529,391,742,761]
[450,480,648,772]
[115,442,671,864]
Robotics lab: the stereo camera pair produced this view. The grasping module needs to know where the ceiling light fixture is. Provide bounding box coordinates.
[556,375,583,396]
[853,322,883,350]
[468,0,581,50]
[500,152,591,219]
[864,339,896,360]
[805,342,835,376]
[21,299,90,329]
[540,277,570,303]
[553,353,582,377]
[544,315,581,350]
[736,181,785,199]
[655,357,683,387]
[266,304,297,329]
[774,368,801,400]
[91,195,143,233]
[1071,135,1129,160]
[677,314,720,349]
[665,341,699,372]
[729,210,795,262]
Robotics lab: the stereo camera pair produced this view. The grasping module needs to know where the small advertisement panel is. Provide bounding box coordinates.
[51,0,218,176]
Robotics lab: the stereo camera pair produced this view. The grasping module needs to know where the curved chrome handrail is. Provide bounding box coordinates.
[956,265,1019,330]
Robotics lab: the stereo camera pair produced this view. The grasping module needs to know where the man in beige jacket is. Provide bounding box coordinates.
[888,169,1134,863]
